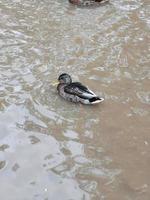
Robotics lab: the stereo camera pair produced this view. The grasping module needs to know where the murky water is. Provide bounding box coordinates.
[0,0,150,199]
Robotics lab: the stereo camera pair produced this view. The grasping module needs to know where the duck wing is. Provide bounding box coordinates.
[64,82,96,99]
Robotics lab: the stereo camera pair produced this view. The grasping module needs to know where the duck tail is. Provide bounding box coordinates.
[89,97,104,104]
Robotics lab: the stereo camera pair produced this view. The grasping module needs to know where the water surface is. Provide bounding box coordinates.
[0,0,150,199]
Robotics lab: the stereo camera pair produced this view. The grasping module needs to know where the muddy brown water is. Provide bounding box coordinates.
[0,0,150,200]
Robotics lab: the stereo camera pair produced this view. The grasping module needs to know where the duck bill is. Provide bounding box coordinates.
[52,81,59,86]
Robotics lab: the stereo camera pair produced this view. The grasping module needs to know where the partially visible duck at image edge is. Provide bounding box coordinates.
[69,0,109,6]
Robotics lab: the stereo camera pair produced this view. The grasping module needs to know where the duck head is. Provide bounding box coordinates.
[58,73,72,84]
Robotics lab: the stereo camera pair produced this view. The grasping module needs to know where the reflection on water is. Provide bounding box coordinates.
[0,0,150,199]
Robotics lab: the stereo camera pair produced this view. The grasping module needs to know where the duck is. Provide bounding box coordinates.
[56,73,104,105]
[69,0,109,6]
